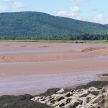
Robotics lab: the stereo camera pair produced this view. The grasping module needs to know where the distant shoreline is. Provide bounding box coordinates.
[0,40,108,43]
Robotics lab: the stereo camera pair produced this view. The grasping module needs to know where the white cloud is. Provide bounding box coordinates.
[92,14,108,24]
[0,0,25,11]
[69,0,81,2]
[3,0,10,1]
[12,1,25,9]
[68,0,83,4]
[56,6,80,18]
[0,4,7,12]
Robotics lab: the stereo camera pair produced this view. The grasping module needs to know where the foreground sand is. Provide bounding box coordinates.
[0,42,108,95]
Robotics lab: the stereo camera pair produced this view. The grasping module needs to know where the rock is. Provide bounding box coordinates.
[86,94,96,103]
[65,92,73,97]
[88,87,98,91]
[88,87,100,96]
[66,98,72,104]
[73,101,80,107]
[79,90,89,97]
[68,101,80,108]
[31,86,108,108]
[56,88,64,94]
[59,103,65,107]
[31,96,40,101]
[52,102,59,107]
[50,99,56,104]
[103,89,108,108]
[76,104,82,108]
[57,96,65,101]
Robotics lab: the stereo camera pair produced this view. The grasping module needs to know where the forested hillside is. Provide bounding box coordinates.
[0,11,108,40]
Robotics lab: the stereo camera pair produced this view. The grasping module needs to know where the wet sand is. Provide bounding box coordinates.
[0,42,108,95]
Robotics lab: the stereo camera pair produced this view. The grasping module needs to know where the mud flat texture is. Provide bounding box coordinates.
[0,42,108,95]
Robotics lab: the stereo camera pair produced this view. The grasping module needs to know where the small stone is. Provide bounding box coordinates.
[56,88,64,94]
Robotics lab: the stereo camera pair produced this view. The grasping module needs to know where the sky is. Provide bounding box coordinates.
[0,0,108,24]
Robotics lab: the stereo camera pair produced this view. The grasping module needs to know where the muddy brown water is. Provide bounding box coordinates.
[0,42,108,95]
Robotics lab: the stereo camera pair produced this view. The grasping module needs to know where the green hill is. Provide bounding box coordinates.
[105,24,108,27]
[0,11,108,40]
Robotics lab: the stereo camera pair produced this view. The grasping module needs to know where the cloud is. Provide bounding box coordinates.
[68,0,83,4]
[0,4,7,12]
[0,0,25,12]
[69,0,81,2]
[92,14,108,24]
[3,0,10,1]
[56,6,80,18]
[12,1,25,9]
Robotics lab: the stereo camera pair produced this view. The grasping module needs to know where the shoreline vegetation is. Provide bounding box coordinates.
[0,40,108,43]
[0,34,108,40]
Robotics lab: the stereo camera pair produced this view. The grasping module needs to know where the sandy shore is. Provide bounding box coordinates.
[0,42,108,95]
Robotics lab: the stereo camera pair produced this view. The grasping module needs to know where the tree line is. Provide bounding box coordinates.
[0,33,108,40]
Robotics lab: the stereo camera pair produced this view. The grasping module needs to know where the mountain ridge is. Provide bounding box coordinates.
[0,11,108,34]
[0,11,108,40]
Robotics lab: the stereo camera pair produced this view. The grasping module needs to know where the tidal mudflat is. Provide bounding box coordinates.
[0,42,108,95]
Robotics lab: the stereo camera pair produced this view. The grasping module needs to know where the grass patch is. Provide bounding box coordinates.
[0,40,108,43]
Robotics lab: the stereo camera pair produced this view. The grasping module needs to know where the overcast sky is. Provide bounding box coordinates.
[0,0,108,24]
